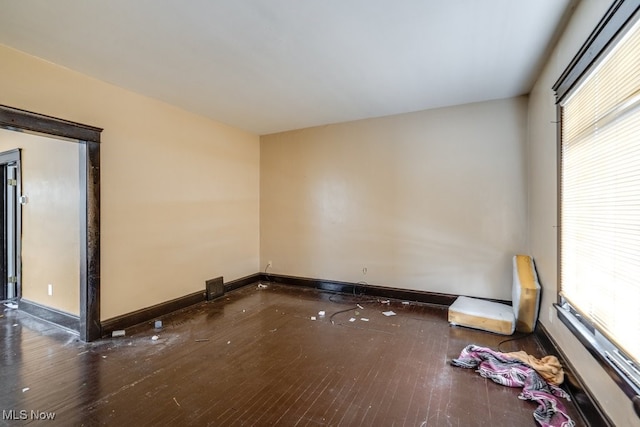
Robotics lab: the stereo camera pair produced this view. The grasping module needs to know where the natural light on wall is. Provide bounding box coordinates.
[560,14,640,376]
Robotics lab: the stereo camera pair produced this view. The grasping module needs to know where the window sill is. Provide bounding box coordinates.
[554,303,640,414]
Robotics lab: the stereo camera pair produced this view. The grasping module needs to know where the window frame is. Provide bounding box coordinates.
[553,0,640,402]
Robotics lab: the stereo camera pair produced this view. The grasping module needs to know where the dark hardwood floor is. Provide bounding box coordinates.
[1,283,586,426]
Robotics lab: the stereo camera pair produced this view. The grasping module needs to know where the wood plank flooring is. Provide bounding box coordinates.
[1,283,586,426]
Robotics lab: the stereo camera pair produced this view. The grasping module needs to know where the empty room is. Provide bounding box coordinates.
[0,0,639,426]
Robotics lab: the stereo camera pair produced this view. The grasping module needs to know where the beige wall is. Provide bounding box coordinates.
[0,129,80,315]
[261,97,528,300]
[0,44,261,320]
[528,0,640,425]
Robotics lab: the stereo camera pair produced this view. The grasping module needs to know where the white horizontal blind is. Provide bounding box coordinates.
[561,17,640,365]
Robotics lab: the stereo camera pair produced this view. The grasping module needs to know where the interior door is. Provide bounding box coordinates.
[0,149,20,303]
[5,163,18,300]
[0,164,6,302]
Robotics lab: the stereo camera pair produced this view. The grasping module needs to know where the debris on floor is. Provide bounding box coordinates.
[318,311,326,317]
[22,387,29,393]
[257,283,268,289]
[5,302,18,309]
[382,311,396,317]
[310,316,317,321]
[151,335,159,341]
[173,397,181,407]
[195,339,209,342]
[112,330,126,337]
[349,318,356,322]
[154,320,163,329]
[402,301,410,305]
[451,344,574,427]
[361,318,369,322]
[379,300,390,304]
[357,304,364,309]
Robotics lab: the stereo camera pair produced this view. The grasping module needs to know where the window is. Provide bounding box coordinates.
[554,0,640,399]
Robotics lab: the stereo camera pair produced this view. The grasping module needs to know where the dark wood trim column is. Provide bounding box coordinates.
[80,141,101,341]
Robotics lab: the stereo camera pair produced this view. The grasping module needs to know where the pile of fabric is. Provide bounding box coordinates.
[451,344,574,427]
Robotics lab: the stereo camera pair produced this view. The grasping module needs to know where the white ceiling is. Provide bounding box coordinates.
[0,0,576,135]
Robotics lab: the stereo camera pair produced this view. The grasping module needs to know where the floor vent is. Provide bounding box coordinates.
[206,277,224,301]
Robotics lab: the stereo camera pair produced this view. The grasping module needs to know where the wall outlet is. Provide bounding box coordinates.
[362,267,367,275]
[267,261,272,268]
[47,284,53,296]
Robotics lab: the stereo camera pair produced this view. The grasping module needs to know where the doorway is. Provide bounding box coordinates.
[0,105,102,341]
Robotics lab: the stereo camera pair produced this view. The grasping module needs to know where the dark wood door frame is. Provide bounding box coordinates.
[0,105,102,341]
